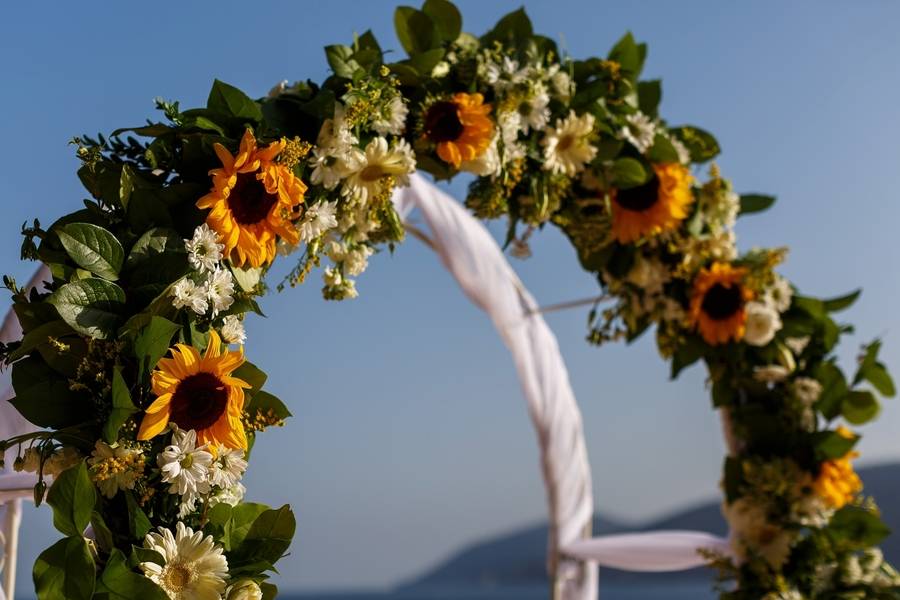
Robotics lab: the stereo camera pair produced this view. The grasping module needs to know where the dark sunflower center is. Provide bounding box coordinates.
[424,101,464,142]
[170,372,229,432]
[229,172,278,225]
[701,283,744,320]
[615,177,660,212]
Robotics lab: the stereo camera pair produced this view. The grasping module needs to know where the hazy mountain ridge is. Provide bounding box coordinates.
[401,463,900,589]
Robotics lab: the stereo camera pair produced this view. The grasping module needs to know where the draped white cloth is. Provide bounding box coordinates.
[393,175,730,596]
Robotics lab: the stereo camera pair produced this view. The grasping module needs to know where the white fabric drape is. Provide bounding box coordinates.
[393,175,729,597]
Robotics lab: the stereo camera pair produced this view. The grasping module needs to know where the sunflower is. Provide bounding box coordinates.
[610,163,694,244]
[197,129,307,268]
[813,426,862,509]
[423,92,493,168]
[689,262,754,345]
[137,331,250,451]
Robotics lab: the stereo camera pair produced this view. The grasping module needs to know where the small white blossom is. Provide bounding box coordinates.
[206,269,235,317]
[209,483,246,508]
[786,336,811,356]
[431,61,450,78]
[209,445,248,490]
[172,278,208,315]
[754,365,791,383]
[550,69,574,102]
[620,112,657,153]
[744,301,783,347]
[221,315,246,345]
[792,377,823,405]
[371,94,409,136]
[521,83,551,133]
[767,276,793,313]
[158,428,213,499]
[298,201,339,243]
[88,441,143,499]
[185,224,224,273]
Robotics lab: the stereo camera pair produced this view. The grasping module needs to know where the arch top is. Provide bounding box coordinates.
[3,2,897,599]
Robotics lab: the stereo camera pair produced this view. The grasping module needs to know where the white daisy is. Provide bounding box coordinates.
[310,104,359,190]
[371,94,409,136]
[206,268,235,317]
[341,137,416,203]
[298,200,339,243]
[140,522,229,600]
[766,276,793,313]
[221,315,246,345]
[157,428,212,499]
[88,441,144,499]
[209,482,246,508]
[208,445,248,490]
[497,110,526,162]
[541,111,597,177]
[620,112,657,153]
[743,301,783,347]
[521,83,551,133]
[184,224,224,273]
[550,68,574,103]
[171,278,208,315]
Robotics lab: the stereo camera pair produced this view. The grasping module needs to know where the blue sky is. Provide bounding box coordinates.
[3,0,900,593]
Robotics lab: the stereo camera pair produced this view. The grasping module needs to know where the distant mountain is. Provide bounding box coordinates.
[400,463,900,590]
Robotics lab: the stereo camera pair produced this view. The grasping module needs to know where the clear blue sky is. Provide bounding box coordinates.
[3,0,900,593]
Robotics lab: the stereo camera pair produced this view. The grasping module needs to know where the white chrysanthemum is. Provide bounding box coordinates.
[184,223,224,273]
[206,269,235,317]
[743,301,782,347]
[786,336,810,356]
[620,112,657,153]
[792,377,822,406]
[158,429,212,499]
[670,136,691,165]
[521,83,551,133]
[298,200,339,243]
[484,55,528,91]
[371,94,409,136]
[221,315,246,345]
[209,445,247,490]
[209,482,246,508]
[322,267,359,300]
[753,365,791,384]
[140,522,229,600]
[497,110,525,162]
[172,278,208,315]
[724,498,794,568]
[460,135,501,177]
[88,441,143,499]
[541,111,597,176]
[310,104,359,190]
[327,241,373,277]
[626,256,670,296]
[767,276,793,313]
[342,138,416,203]
[550,68,574,103]
[226,579,263,600]
[700,188,739,233]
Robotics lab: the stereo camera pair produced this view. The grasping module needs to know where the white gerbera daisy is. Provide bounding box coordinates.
[541,111,597,176]
[184,223,224,273]
[620,112,657,153]
[172,278,208,315]
[221,315,246,345]
[743,301,783,347]
[158,428,212,498]
[341,138,416,203]
[140,522,229,600]
[206,268,235,317]
[298,200,339,243]
[371,94,409,136]
[209,445,248,490]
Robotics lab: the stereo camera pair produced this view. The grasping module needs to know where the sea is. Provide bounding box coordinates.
[287,583,716,599]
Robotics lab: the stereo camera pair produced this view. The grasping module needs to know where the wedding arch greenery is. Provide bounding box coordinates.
[2,2,896,598]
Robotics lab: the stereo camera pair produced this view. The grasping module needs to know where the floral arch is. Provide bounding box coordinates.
[1,2,897,599]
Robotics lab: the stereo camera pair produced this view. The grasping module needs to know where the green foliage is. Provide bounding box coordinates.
[11,354,90,428]
[56,223,124,281]
[207,79,263,122]
[48,278,126,339]
[423,0,462,43]
[395,6,439,55]
[247,390,292,421]
[669,126,720,162]
[95,549,168,600]
[47,463,96,537]
[738,194,776,216]
[828,506,892,550]
[610,157,648,188]
[104,367,137,443]
[33,536,95,600]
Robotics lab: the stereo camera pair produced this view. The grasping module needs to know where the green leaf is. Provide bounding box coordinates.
[104,367,138,443]
[126,228,184,268]
[260,582,278,600]
[637,80,662,117]
[125,492,152,539]
[738,194,776,216]
[325,45,359,79]
[610,157,648,188]
[815,362,848,420]
[48,278,126,339]
[608,32,643,80]
[671,337,705,379]
[11,355,90,428]
[423,0,462,42]
[841,390,880,425]
[233,361,268,393]
[227,503,270,551]
[207,79,262,121]
[133,316,180,373]
[645,134,680,163]
[861,362,896,397]
[828,506,891,550]
[33,536,95,600]
[96,549,168,600]
[232,505,296,565]
[669,126,720,163]
[119,165,134,209]
[47,463,95,537]
[56,223,125,281]
[394,7,438,55]
[823,289,861,313]
[7,319,75,362]
[482,7,532,47]
[812,429,859,460]
[247,390,292,421]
